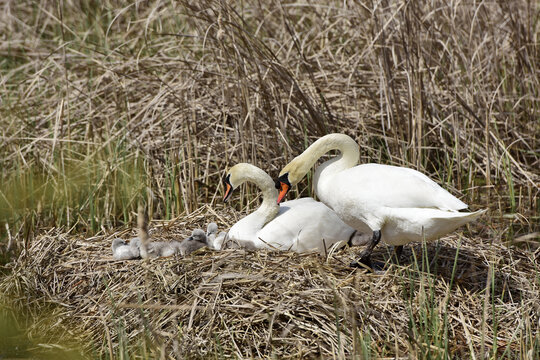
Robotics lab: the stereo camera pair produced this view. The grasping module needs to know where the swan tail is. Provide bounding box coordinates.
[384,208,487,244]
[435,192,468,211]
[432,208,487,221]
[426,208,486,239]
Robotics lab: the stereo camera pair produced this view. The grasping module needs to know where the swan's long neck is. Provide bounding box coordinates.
[234,164,279,225]
[285,134,360,185]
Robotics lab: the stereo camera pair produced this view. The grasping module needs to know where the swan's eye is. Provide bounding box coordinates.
[275,173,290,189]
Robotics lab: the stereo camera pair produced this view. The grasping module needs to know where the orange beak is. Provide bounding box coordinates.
[277,182,290,204]
[223,183,233,202]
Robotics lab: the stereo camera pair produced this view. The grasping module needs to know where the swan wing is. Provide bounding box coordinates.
[257,198,355,252]
[227,212,265,247]
[329,164,468,211]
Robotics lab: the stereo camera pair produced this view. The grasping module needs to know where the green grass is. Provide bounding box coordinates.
[0,142,146,242]
[0,305,86,359]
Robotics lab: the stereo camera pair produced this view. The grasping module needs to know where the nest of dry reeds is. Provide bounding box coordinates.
[1,208,538,358]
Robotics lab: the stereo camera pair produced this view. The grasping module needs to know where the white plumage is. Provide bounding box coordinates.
[111,238,140,260]
[277,134,485,264]
[223,163,367,253]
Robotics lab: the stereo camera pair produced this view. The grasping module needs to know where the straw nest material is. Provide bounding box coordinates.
[0,208,538,359]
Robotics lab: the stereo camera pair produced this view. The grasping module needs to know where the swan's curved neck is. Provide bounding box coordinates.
[289,134,359,183]
[234,164,279,223]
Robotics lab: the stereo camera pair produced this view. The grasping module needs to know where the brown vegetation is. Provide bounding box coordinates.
[0,0,538,358]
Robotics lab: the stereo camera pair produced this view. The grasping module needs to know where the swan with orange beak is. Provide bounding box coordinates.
[222,163,369,252]
[276,134,486,269]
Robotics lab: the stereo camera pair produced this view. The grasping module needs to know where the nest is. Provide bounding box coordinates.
[1,210,538,359]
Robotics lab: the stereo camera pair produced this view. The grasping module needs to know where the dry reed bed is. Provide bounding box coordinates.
[1,209,538,358]
[1,1,538,237]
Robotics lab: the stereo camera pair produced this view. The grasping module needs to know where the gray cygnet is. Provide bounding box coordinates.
[179,228,208,255]
[112,238,140,260]
[128,237,181,258]
[206,222,227,250]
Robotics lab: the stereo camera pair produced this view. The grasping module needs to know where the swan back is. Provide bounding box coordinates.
[324,164,468,212]
[255,197,356,252]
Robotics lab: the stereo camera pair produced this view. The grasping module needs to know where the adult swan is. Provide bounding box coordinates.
[275,134,486,268]
[222,163,370,252]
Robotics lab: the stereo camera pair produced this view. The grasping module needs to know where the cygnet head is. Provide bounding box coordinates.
[206,222,218,236]
[190,229,207,244]
[179,229,208,256]
[111,238,127,251]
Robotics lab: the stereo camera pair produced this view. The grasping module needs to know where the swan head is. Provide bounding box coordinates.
[222,173,235,202]
[274,172,292,204]
[223,163,279,206]
[222,163,252,202]
[275,155,308,203]
[275,134,360,204]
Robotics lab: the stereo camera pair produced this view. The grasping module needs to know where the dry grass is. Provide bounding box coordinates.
[1,207,538,358]
[0,0,539,358]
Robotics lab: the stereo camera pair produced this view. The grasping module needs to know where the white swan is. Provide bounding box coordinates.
[275,133,486,267]
[222,163,369,253]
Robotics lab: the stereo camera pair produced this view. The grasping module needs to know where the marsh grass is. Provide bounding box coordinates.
[0,144,146,228]
[1,225,538,359]
[0,0,539,358]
